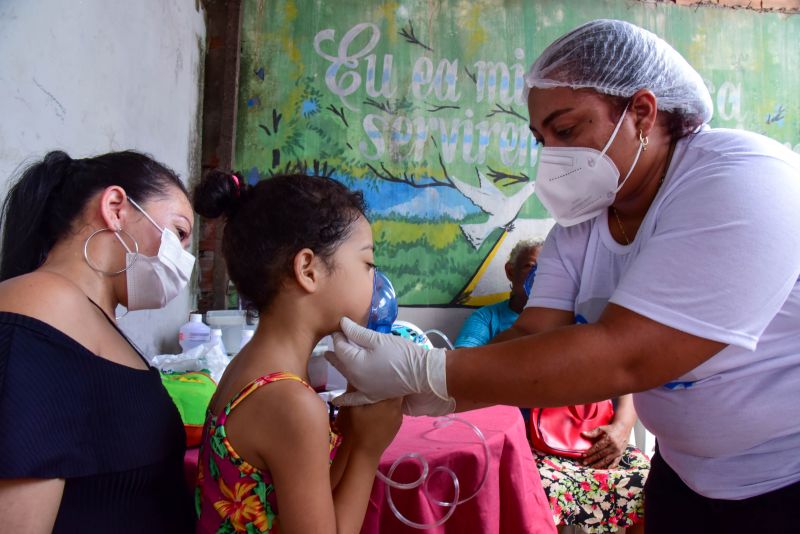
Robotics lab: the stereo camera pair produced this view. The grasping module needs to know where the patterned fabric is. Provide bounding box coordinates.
[195,371,341,533]
[535,445,649,533]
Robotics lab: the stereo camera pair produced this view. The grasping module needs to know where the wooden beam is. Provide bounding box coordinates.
[198,0,243,312]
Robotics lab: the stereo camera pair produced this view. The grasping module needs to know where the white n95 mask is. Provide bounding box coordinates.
[122,198,196,310]
[534,102,642,227]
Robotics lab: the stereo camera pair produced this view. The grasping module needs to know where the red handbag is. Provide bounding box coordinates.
[529,401,614,458]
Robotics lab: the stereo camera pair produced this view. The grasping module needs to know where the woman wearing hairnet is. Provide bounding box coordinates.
[326,19,800,532]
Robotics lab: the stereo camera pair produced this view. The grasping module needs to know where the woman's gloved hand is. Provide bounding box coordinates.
[325,317,455,414]
[402,391,455,417]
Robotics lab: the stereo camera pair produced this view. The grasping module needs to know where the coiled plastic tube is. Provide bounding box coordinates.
[423,329,454,350]
[375,415,490,529]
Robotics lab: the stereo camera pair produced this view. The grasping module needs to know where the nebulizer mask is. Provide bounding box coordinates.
[362,270,489,528]
[366,269,398,333]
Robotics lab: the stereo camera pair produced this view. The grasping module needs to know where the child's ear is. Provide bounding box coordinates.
[293,248,321,293]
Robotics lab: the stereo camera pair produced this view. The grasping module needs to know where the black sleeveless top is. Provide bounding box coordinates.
[0,311,193,533]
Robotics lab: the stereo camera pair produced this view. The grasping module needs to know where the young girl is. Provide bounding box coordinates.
[192,172,402,534]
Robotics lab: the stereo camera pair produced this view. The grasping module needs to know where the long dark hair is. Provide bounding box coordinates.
[0,150,187,281]
[193,171,367,312]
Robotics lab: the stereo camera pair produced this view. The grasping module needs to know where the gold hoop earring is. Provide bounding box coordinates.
[639,130,649,151]
[83,227,139,275]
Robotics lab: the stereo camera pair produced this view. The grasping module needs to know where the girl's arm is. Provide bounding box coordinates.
[248,384,400,534]
[328,428,352,491]
[0,478,64,533]
[329,401,402,532]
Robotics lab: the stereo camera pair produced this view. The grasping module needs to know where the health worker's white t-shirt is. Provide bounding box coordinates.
[527,127,800,499]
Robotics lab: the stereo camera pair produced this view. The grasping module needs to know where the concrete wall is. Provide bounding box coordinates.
[0,0,206,356]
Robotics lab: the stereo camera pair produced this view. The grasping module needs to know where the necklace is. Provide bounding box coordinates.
[612,206,631,245]
[612,173,666,246]
[611,140,676,245]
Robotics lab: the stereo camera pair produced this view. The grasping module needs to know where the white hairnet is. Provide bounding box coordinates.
[525,19,713,125]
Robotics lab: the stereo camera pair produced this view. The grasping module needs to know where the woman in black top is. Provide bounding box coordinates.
[0,151,196,532]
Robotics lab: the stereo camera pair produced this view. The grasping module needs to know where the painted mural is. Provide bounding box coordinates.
[235,0,800,306]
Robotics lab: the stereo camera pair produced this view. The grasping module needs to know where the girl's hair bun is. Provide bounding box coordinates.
[193,170,245,219]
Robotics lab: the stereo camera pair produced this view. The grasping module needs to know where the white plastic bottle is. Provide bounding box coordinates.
[239,328,255,351]
[178,314,211,352]
[209,328,226,354]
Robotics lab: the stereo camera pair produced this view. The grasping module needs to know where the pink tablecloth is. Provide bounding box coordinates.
[360,405,556,534]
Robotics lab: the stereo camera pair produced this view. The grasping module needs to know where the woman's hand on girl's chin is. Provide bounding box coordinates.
[345,397,403,456]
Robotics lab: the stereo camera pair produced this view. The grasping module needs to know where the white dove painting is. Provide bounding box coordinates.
[449,169,537,249]
[456,218,555,306]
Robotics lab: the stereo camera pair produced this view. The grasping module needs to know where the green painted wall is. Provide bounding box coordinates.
[235,0,800,306]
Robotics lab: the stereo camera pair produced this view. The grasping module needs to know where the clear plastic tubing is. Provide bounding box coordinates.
[375,415,490,529]
[423,329,454,350]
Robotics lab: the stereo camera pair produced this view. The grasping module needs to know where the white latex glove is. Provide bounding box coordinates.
[402,391,456,417]
[325,317,454,414]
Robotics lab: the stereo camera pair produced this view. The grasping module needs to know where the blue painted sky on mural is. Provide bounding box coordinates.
[335,173,482,221]
[243,167,482,221]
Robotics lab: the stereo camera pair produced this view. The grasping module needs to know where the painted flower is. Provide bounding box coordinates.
[213,478,269,533]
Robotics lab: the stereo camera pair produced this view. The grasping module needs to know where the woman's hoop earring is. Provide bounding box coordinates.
[639,130,649,151]
[83,227,139,275]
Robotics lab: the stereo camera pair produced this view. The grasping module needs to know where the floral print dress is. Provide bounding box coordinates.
[195,371,340,533]
[534,445,649,533]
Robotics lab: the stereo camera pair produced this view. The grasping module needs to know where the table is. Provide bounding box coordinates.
[360,406,556,534]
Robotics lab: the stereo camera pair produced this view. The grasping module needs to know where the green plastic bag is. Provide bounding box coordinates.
[161,370,217,447]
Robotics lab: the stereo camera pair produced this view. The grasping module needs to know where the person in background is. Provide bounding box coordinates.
[454,239,541,435]
[531,403,648,534]
[0,151,196,533]
[192,171,402,534]
[325,19,800,533]
[454,239,543,349]
[456,238,647,533]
